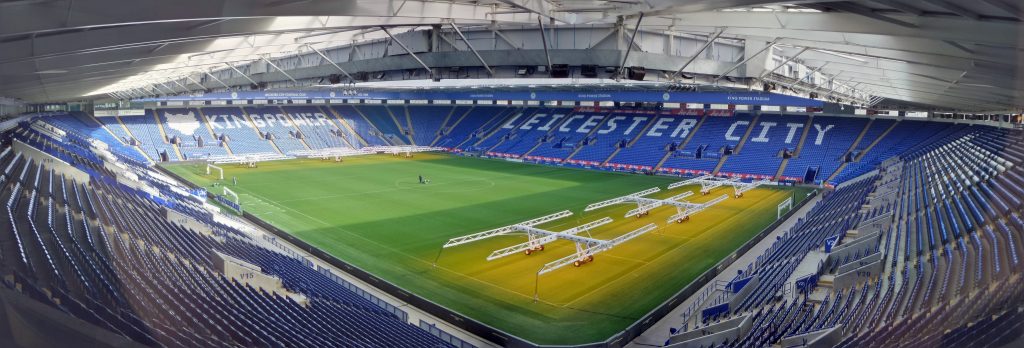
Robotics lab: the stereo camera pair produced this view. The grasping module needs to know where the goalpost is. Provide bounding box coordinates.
[206,163,224,180]
[777,196,794,219]
[223,187,242,213]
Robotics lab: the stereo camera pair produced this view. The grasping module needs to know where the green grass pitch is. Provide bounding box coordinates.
[163,153,813,344]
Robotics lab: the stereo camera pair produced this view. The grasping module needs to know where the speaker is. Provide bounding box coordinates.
[328,74,342,84]
[627,66,646,81]
[550,64,570,78]
[581,65,598,78]
[354,72,369,82]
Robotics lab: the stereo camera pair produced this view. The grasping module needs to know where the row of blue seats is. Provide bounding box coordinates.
[0,125,455,347]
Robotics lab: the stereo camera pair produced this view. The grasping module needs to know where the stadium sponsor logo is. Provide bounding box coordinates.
[165,112,202,135]
[497,113,838,144]
[206,112,333,129]
[726,95,770,102]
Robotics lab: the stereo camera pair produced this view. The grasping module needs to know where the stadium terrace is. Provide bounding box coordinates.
[0,1,1022,348]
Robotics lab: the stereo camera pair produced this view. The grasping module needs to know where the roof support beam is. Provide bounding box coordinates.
[980,0,1020,18]
[942,40,976,54]
[923,0,982,21]
[800,62,830,85]
[305,43,354,83]
[671,28,723,80]
[615,14,644,81]
[225,62,259,86]
[714,38,778,82]
[824,2,919,28]
[155,81,176,95]
[759,47,807,79]
[872,0,924,16]
[537,16,553,75]
[170,79,190,92]
[205,70,232,89]
[494,0,572,24]
[825,76,855,98]
[380,26,433,79]
[449,23,494,76]
[261,56,298,85]
[184,75,206,90]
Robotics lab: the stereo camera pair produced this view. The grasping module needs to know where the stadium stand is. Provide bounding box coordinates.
[3,1,1022,346]
[201,107,280,155]
[278,106,352,150]
[782,116,867,184]
[404,105,453,147]
[667,123,1024,348]
[0,105,1020,348]
[155,108,230,159]
[717,113,807,179]
[243,106,311,154]
[329,105,391,147]
[0,116,456,347]
[117,111,177,161]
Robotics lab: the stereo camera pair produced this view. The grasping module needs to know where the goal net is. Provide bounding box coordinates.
[777,196,794,219]
[207,163,224,180]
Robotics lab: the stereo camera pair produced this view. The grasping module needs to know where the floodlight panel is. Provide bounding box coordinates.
[584,187,661,211]
[668,191,695,201]
[486,235,560,260]
[443,225,517,248]
[559,217,613,234]
[485,217,614,261]
[537,223,657,275]
[625,201,664,217]
[668,174,714,189]
[517,225,605,245]
[667,194,729,222]
[704,193,729,206]
[585,196,630,211]
[520,210,574,227]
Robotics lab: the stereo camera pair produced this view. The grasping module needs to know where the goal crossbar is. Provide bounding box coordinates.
[206,164,224,180]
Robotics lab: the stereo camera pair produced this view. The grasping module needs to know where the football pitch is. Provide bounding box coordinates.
[163,153,813,344]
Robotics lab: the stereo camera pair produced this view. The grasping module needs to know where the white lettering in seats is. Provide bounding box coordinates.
[813,124,834,145]
[724,121,750,141]
[751,122,777,143]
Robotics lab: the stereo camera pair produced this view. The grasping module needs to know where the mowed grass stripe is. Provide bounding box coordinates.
[163,153,812,344]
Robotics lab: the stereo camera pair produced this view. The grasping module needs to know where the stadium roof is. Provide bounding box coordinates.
[0,0,1020,111]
